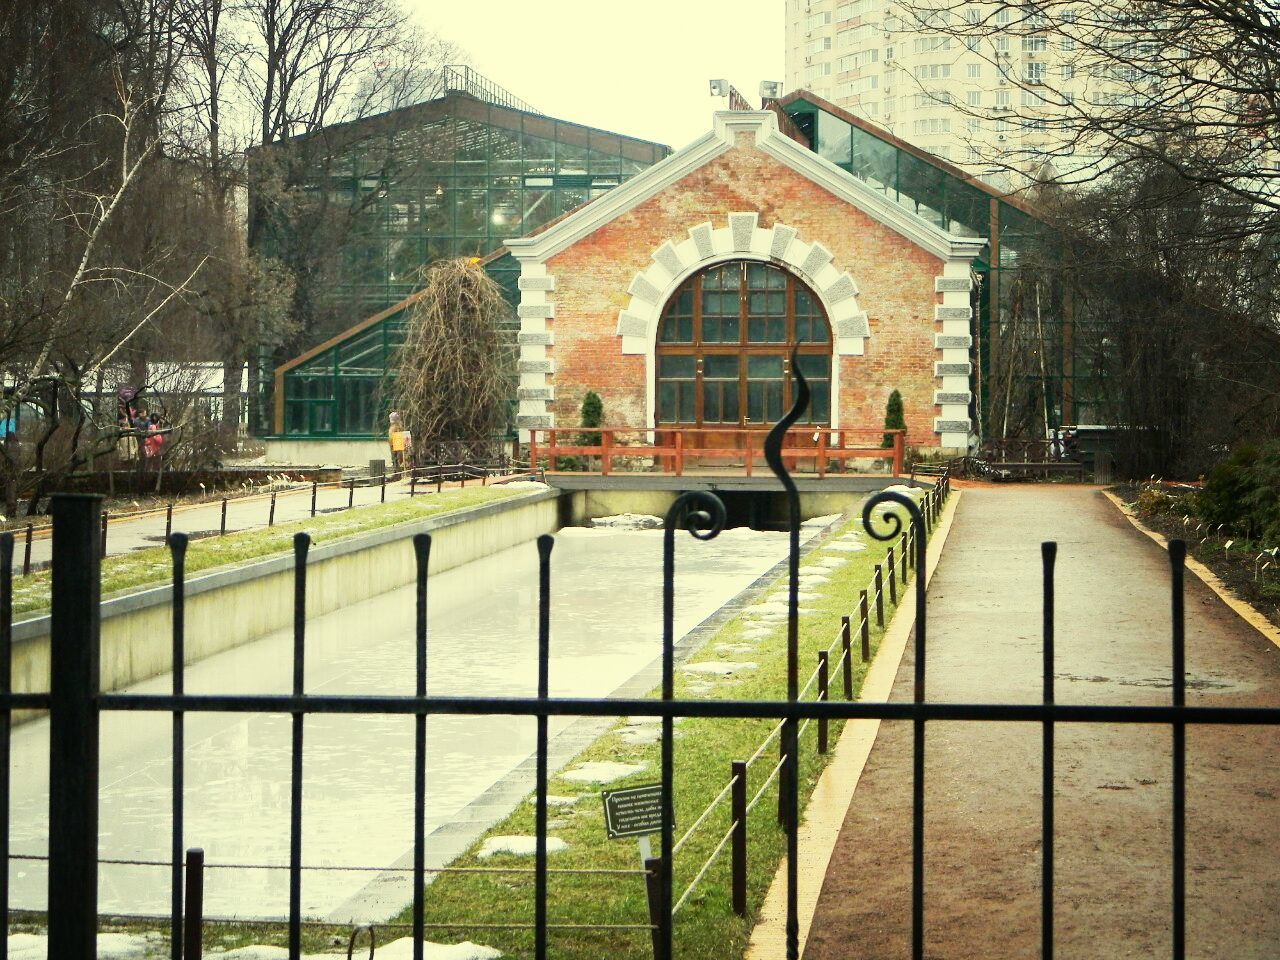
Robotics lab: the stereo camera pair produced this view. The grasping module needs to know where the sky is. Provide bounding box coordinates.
[408,1,785,151]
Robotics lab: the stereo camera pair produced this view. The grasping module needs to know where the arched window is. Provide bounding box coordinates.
[656,261,832,427]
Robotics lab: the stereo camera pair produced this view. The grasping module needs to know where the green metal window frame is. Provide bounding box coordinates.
[783,94,1094,431]
[264,91,669,439]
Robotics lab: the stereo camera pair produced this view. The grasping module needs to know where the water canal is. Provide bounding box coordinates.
[10,517,832,921]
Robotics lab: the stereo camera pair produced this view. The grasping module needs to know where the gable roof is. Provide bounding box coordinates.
[504,110,984,264]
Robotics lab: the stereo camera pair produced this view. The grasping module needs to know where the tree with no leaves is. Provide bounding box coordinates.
[389,259,512,448]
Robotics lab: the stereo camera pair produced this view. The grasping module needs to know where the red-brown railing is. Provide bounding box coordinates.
[528,427,905,478]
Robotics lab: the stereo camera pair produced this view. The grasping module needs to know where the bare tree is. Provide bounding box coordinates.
[389,259,513,448]
[995,158,1280,476]
[895,0,1280,226]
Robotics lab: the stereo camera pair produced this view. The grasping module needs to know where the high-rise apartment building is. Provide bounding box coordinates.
[783,0,1108,184]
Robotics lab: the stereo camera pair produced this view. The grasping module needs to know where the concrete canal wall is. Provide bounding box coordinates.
[11,480,894,722]
[12,489,563,715]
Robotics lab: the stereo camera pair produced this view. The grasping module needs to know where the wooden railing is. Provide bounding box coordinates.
[528,427,905,478]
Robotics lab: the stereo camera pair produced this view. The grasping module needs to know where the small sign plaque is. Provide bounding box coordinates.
[601,783,671,840]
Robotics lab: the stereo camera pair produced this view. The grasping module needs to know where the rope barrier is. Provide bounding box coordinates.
[745,719,786,768]
[746,755,787,814]
[672,775,739,856]
[672,820,738,916]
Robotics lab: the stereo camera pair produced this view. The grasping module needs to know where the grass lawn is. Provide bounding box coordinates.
[10,486,527,618]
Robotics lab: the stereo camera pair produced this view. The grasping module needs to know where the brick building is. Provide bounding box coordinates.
[507,109,983,454]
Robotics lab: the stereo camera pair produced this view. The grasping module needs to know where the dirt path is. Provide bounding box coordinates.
[803,487,1280,959]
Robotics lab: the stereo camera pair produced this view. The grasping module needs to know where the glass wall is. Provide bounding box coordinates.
[277,93,668,325]
[268,91,668,438]
[783,95,1095,432]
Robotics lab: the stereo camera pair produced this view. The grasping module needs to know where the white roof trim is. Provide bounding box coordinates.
[505,110,985,264]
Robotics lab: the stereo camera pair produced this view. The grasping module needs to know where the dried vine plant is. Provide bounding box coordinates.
[389,259,513,444]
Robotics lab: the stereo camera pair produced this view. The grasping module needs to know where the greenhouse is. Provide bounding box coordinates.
[261,67,669,446]
[268,84,1089,459]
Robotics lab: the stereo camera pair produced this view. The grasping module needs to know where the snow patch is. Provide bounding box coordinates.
[478,835,568,858]
[560,761,645,783]
[826,542,866,552]
[813,557,847,569]
[590,513,664,529]
[618,725,661,745]
[372,940,502,960]
[210,942,501,960]
[528,794,580,808]
[883,484,925,498]
[8,934,155,960]
[748,600,814,616]
[495,481,551,492]
[768,590,819,603]
[802,513,843,528]
[684,661,757,676]
[716,643,758,654]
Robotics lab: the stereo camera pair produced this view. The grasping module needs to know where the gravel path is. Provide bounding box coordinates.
[804,486,1280,959]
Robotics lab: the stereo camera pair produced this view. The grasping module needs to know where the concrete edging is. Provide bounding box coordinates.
[746,488,964,958]
[12,489,563,708]
[1103,490,1280,651]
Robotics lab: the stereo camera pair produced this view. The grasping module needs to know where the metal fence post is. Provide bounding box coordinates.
[268,493,277,527]
[22,523,32,576]
[48,494,102,960]
[817,651,829,753]
[165,504,173,541]
[873,566,884,626]
[100,512,108,556]
[886,546,897,605]
[859,591,871,661]
[840,616,854,699]
[310,480,318,516]
[900,534,909,583]
[219,498,227,536]
[347,479,355,510]
[644,856,665,960]
[731,760,748,917]
[183,848,204,959]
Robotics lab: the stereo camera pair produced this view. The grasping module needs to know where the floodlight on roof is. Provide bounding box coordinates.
[709,79,729,97]
[759,80,783,99]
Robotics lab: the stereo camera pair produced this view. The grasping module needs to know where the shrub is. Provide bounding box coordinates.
[1135,483,1196,518]
[1198,441,1280,542]
[882,389,905,448]
[580,391,603,447]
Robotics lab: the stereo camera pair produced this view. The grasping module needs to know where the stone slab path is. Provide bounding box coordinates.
[804,486,1280,959]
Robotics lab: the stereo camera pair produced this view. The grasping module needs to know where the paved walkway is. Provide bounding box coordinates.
[804,487,1280,959]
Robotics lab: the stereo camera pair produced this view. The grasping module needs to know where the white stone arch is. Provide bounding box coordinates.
[614,213,869,429]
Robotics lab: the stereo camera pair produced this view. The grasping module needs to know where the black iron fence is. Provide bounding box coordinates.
[3,358,1279,960]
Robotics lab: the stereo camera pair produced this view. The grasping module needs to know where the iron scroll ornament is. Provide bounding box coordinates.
[861,486,928,955]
